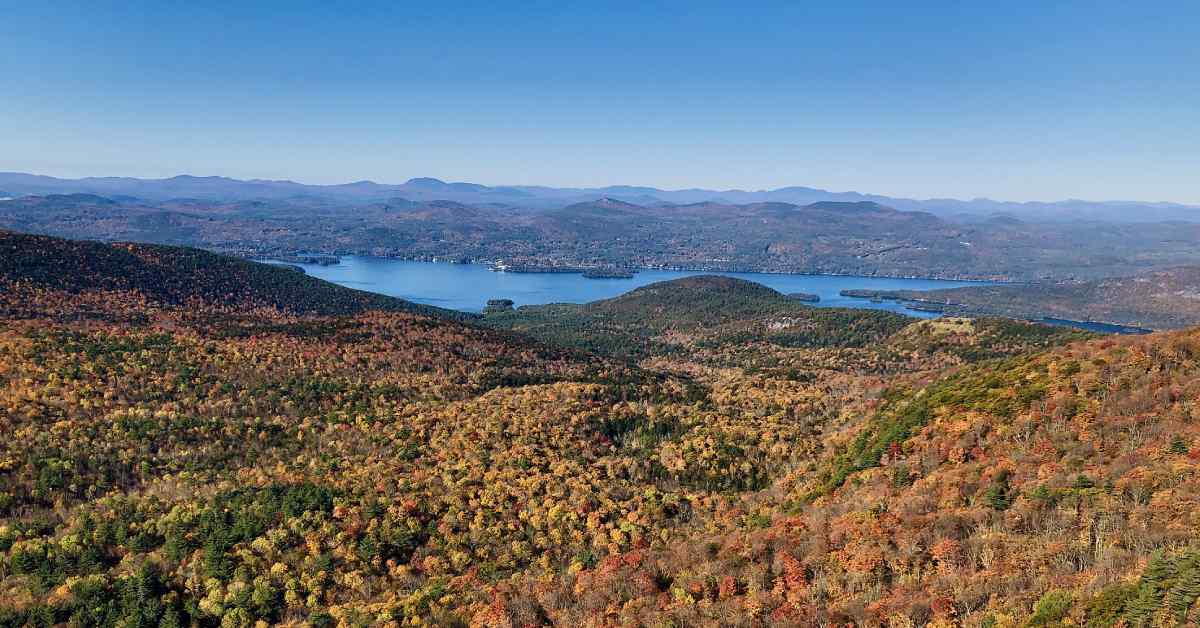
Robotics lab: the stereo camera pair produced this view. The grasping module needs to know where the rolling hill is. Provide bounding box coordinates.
[494,323,1200,626]
[483,275,1091,379]
[482,275,914,361]
[0,233,1197,627]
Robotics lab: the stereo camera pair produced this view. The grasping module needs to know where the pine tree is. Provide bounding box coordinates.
[1124,553,1179,626]
[986,470,1013,511]
[1165,555,1200,620]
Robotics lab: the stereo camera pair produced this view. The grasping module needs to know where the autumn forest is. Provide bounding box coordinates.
[1,230,1199,627]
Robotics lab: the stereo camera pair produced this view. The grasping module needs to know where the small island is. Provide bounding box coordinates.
[490,263,581,274]
[903,302,949,313]
[785,292,820,303]
[490,262,636,279]
[483,298,515,315]
[840,289,959,314]
[271,254,341,266]
[582,268,635,279]
[839,289,904,300]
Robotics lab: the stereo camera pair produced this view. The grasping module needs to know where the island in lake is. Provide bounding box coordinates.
[582,268,636,279]
[267,254,341,266]
[490,262,636,279]
[483,299,515,315]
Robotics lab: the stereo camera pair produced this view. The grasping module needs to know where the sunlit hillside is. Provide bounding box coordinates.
[0,233,1196,627]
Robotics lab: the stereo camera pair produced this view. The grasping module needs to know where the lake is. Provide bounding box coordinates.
[281,256,989,317]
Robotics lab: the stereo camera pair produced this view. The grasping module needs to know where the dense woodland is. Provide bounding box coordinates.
[1,231,1198,627]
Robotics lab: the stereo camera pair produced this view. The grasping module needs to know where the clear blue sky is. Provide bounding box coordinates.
[2,1,1197,202]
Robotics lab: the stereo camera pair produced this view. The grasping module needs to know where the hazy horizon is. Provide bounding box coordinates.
[4,169,1200,207]
[3,2,1198,204]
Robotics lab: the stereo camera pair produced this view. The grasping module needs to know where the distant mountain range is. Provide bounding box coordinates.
[7,190,1200,281]
[1,171,1197,223]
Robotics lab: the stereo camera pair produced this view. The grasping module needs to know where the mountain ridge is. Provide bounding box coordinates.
[2,171,1197,222]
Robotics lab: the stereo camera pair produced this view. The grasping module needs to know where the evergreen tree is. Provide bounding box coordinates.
[1165,555,1200,620]
[1124,553,1179,626]
[986,470,1013,511]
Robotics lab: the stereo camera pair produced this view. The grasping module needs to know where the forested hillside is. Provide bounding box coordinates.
[484,276,1089,375]
[1,234,1197,627]
[482,276,910,360]
[491,325,1200,626]
[0,231,473,321]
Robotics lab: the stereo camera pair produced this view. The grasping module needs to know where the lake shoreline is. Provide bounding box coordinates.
[256,252,1017,284]
[834,288,1158,335]
[266,255,992,317]
[261,256,1153,333]
[1035,317,1153,335]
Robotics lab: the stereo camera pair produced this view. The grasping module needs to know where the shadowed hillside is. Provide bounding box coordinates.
[0,230,474,321]
[482,275,913,361]
[484,276,1090,375]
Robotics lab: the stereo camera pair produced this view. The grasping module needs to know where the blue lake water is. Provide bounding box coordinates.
[283,256,988,317]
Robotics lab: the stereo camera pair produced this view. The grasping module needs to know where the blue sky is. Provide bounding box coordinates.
[2,1,1198,202]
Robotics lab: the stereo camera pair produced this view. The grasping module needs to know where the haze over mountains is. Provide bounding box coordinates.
[3,171,1198,223]
[8,172,1200,285]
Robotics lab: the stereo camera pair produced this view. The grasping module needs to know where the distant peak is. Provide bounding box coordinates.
[166,174,228,182]
[558,197,646,213]
[405,177,448,187]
